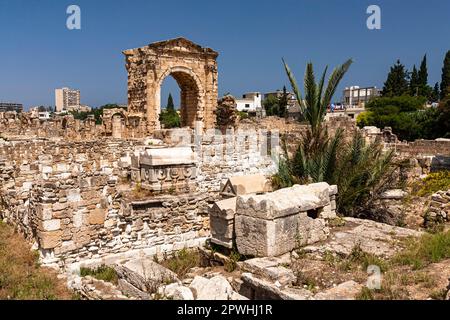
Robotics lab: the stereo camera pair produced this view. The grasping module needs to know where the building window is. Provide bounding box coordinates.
[245,104,250,108]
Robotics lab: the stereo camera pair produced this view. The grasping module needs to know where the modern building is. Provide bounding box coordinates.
[65,104,92,113]
[55,87,81,112]
[342,86,381,108]
[0,102,23,113]
[235,92,262,113]
[38,111,51,120]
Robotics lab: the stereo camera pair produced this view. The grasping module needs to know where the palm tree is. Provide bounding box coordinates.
[274,59,396,217]
[283,58,353,135]
[280,58,352,183]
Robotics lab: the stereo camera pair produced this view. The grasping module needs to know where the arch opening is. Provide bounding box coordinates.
[156,67,203,130]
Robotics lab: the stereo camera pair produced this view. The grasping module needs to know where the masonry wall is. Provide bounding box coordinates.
[0,131,277,266]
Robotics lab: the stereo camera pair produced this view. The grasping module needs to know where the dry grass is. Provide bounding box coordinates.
[159,248,202,279]
[0,221,74,300]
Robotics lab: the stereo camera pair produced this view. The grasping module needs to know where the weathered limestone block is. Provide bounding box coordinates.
[240,273,312,300]
[241,257,295,286]
[89,208,106,225]
[114,258,179,293]
[38,230,62,249]
[313,281,363,300]
[220,174,272,197]
[235,183,334,257]
[189,275,234,300]
[209,197,236,248]
[158,283,194,300]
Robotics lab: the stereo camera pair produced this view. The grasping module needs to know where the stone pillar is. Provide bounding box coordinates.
[112,116,123,139]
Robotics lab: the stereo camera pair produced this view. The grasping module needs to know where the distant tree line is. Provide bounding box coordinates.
[358,50,450,141]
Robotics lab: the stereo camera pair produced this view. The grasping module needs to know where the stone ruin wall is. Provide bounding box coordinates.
[0,111,148,141]
[0,130,277,267]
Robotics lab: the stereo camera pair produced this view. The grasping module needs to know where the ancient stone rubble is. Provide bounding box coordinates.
[1,37,450,301]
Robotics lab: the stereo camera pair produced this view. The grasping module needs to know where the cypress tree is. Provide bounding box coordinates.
[418,55,428,86]
[432,83,440,102]
[441,51,450,100]
[382,60,409,97]
[278,86,289,118]
[166,93,175,111]
[410,65,419,96]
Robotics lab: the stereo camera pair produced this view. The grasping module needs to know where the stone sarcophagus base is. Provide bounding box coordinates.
[131,147,197,193]
[234,182,337,257]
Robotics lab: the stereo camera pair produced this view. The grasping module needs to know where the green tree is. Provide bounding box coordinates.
[409,65,419,96]
[278,86,289,118]
[440,51,450,100]
[263,95,280,116]
[431,82,440,103]
[166,93,175,111]
[382,60,409,97]
[355,95,447,141]
[159,94,180,129]
[418,54,429,97]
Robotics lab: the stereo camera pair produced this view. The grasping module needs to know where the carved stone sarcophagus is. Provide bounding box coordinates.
[131,147,197,193]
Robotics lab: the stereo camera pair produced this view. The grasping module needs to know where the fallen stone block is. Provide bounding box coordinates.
[313,281,363,300]
[240,273,312,300]
[189,275,234,300]
[114,258,179,294]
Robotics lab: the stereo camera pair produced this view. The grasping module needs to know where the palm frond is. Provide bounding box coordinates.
[322,59,353,115]
[282,58,305,115]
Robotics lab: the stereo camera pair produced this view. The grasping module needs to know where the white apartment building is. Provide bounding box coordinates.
[235,92,262,112]
[55,87,81,112]
[342,86,381,108]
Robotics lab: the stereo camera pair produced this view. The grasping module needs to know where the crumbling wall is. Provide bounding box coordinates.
[0,129,277,266]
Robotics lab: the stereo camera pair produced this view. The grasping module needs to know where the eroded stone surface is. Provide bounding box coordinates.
[114,258,179,294]
[303,217,423,258]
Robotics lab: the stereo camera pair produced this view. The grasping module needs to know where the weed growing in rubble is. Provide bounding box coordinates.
[160,248,201,278]
[80,265,118,284]
[392,230,450,269]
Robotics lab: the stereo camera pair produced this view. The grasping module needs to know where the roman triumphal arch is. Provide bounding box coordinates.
[123,37,219,133]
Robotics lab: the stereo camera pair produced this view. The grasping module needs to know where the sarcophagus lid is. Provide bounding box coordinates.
[140,147,195,166]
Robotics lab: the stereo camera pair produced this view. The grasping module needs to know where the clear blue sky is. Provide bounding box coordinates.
[0,0,449,110]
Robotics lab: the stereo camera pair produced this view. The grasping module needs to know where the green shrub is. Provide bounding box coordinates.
[159,109,181,128]
[392,231,450,269]
[412,170,450,197]
[80,265,118,284]
[237,111,249,120]
[356,95,446,141]
[160,248,201,278]
[224,250,241,272]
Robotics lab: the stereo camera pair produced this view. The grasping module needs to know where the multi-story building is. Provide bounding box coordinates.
[0,102,23,113]
[55,87,81,112]
[342,86,381,108]
[235,92,262,113]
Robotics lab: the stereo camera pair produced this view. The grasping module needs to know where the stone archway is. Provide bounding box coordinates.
[123,37,218,133]
[156,66,204,129]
